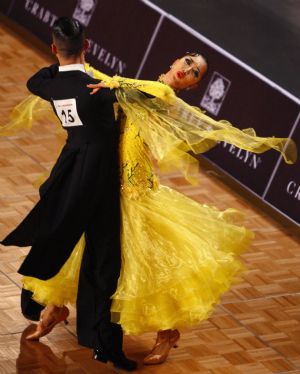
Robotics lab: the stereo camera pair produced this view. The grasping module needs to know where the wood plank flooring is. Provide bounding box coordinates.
[0,17,300,374]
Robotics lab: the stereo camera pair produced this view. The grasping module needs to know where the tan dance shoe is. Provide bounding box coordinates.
[26,305,69,341]
[143,329,180,365]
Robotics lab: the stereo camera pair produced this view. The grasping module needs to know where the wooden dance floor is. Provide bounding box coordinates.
[0,19,300,374]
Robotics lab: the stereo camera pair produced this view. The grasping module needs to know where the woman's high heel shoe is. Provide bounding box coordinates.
[26,305,69,341]
[143,329,180,365]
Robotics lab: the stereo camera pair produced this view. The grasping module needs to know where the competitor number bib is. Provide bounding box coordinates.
[53,98,83,127]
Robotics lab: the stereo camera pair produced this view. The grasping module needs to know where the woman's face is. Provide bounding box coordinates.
[167,55,207,90]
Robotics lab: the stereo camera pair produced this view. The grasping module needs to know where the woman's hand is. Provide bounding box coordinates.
[87,82,108,95]
[87,80,120,95]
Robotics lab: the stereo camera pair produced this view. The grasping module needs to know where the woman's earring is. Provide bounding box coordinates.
[186,84,198,91]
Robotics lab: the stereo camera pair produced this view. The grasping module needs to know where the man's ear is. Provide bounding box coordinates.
[51,43,58,55]
[83,39,90,53]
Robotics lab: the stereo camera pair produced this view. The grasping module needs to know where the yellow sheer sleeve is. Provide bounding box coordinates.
[114,87,297,183]
[0,62,113,137]
[81,71,297,183]
[84,63,174,99]
[0,95,60,136]
[84,63,111,81]
[0,94,65,188]
[1,67,296,187]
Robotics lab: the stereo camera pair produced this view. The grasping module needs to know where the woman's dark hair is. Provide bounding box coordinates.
[52,17,85,58]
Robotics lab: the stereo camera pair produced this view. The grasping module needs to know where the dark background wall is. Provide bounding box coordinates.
[1,0,299,228]
[149,0,300,98]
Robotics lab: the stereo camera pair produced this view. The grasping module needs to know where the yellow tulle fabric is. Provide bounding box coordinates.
[24,116,254,334]
[85,67,297,181]
[2,66,296,334]
[112,185,253,334]
[23,235,85,307]
[0,95,57,136]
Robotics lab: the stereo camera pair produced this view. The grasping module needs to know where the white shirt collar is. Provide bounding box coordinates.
[58,64,86,73]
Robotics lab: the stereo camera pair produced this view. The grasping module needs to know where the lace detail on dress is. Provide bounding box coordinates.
[120,117,158,199]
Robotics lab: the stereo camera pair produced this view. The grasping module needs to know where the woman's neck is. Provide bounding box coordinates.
[159,72,175,89]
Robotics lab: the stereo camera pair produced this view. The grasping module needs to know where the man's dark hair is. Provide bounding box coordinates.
[52,17,85,58]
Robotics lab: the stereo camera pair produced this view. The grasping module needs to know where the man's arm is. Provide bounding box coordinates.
[27,64,58,100]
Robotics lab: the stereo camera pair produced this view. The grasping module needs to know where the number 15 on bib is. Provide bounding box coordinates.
[53,98,83,127]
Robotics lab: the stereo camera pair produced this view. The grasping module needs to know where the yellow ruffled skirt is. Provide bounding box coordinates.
[23,185,253,335]
[23,235,85,307]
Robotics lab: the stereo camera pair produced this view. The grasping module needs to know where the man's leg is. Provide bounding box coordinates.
[21,288,44,321]
[76,204,136,371]
[77,217,122,351]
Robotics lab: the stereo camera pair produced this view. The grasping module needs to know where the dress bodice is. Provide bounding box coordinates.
[120,117,158,199]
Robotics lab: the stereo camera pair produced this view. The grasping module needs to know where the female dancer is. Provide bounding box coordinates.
[1,53,296,366]
[85,56,296,364]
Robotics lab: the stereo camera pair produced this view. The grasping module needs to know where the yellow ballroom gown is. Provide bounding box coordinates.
[3,66,295,335]
[23,110,253,335]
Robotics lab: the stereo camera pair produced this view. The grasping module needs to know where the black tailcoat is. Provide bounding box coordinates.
[2,64,119,279]
[1,64,122,349]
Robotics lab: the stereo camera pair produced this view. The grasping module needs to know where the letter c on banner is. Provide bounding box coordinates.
[286,181,296,195]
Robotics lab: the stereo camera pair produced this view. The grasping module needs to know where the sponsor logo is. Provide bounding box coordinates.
[201,72,231,116]
[24,1,126,75]
[221,142,262,170]
[73,0,98,27]
[286,181,300,200]
[25,0,58,26]
[87,39,127,74]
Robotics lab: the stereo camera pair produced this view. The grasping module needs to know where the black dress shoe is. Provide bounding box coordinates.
[93,348,137,372]
[21,289,44,321]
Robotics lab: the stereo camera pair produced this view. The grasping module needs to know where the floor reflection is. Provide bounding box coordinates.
[16,325,67,374]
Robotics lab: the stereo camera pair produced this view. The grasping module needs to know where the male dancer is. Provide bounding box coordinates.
[1,17,136,372]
